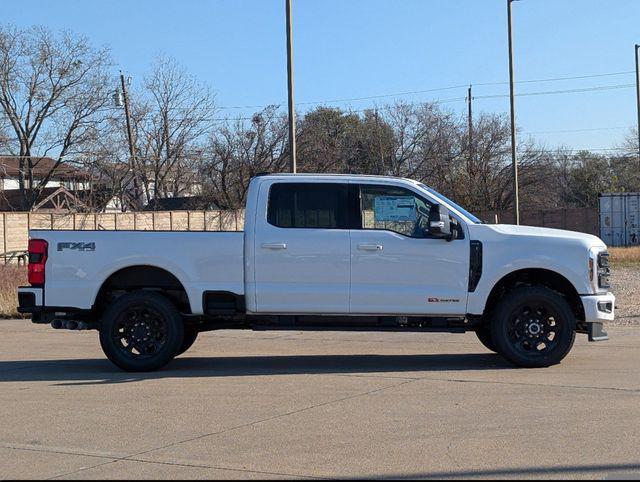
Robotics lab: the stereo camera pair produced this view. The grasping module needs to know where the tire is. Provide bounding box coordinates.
[491,286,576,368]
[475,325,499,353]
[99,291,184,372]
[176,329,199,357]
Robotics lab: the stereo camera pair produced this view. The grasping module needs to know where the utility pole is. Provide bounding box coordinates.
[119,72,141,207]
[467,85,474,188]
[507,0,520,225]
[285,0,297,173]
[374,109,385,174]
[467,85,473,161]
[635,44,640,165]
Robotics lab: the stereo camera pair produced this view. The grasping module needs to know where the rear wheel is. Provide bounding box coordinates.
[99,291,184,372]
[491,286,576,368]
[475,325,499,353]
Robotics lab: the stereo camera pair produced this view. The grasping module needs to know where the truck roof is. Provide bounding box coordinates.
[254,173,421,184]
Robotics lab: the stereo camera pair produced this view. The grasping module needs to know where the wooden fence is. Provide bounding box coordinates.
[0,210,245,264]
[0,206,600,265]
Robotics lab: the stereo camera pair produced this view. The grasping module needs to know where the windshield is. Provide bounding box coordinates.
[418,183,483,224]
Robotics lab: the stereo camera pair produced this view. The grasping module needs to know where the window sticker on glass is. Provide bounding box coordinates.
[374,196,417,222]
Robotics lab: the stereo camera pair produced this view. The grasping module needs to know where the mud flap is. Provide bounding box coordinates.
[588,322,609,342]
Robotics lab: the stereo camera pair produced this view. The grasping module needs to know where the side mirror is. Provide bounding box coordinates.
[428,204,455,241]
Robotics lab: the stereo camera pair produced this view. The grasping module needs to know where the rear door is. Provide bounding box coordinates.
[349,183,470,315]
[253,180,351,313]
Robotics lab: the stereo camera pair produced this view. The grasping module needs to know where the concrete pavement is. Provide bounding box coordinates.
[0,320,638,480]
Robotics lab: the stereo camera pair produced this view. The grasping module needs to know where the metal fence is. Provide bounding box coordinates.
[477,207,599,236]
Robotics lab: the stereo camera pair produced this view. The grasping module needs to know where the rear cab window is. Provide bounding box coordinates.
[267,182,349,229]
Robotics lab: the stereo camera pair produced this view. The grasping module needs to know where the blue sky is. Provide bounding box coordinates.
[4,0,640,151]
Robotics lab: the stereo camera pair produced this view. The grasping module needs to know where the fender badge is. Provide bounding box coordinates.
[57,242,96,252]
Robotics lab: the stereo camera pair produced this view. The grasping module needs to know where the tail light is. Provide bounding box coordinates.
[28,239,48,286]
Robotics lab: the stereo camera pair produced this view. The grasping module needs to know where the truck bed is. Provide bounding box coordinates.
[31,230,245,315]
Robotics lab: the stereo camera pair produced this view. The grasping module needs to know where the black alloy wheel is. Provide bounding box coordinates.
[100,291,184,372]
[491,286,576,368]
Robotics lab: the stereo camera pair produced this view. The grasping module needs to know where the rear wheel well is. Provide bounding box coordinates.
[483,269,584,325]
[95,266,191,314]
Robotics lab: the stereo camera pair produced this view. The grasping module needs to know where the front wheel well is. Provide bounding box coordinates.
[94,265,191,314]
[483,269,584,324]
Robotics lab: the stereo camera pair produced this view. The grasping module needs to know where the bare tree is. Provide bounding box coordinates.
[131,56,216,203]
[201,107,288,209]
[0,25,112,209]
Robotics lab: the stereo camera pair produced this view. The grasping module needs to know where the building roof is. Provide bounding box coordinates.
[0,156,90,180]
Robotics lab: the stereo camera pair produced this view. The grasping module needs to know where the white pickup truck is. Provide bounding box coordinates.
[18,174,614,372]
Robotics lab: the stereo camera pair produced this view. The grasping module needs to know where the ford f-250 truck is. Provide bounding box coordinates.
[18,174,614,372]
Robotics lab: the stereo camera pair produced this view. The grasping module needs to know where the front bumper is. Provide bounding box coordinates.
[581,292,615,342]
[581,292,615,323]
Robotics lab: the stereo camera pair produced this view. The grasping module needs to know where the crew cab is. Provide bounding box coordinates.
[18,174,615,372]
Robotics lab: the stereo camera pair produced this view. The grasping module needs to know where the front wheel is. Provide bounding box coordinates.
[99,291,184,372]
[490,286,576,368]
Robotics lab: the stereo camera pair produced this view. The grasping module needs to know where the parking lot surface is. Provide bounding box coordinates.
[1,320,639,480]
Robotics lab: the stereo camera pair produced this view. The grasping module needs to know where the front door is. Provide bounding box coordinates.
[253,181,351,313]
[350,183,470,315]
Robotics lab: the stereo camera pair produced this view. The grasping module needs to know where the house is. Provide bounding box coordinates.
[0,155,207,213]
[0,156,91,191]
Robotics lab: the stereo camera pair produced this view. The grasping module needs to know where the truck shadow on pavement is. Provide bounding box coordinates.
[360,463,640,480]
[0,353,512,385]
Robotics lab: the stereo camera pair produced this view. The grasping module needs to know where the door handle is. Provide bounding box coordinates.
[261,242,287,250]
[357,244,384,252]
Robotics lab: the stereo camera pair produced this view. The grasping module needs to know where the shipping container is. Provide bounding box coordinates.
[599,193,640,247]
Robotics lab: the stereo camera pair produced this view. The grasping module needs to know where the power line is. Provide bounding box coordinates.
[215,70,636,110]
[474,70,635,87]
[524,126,633,135]
[523,147,628,154]
[296,85,470,106]
[475,83,635,100]
[193,83,634,123]
[148,82,635,129]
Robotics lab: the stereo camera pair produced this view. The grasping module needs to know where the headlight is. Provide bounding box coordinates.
[589,249,611,292]
[597,251,611,289]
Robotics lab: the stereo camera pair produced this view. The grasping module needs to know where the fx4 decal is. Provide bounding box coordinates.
[57,242,96,252]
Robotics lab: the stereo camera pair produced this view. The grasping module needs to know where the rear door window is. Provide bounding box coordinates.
[267,183,349,229]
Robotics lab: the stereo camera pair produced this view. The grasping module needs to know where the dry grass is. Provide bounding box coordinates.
[609,247,640,266]
[0,265,27,318]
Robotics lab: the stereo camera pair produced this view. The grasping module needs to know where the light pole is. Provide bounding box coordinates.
[285,0,297,173]
[635,44,640,164]
[507,0,520,225]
